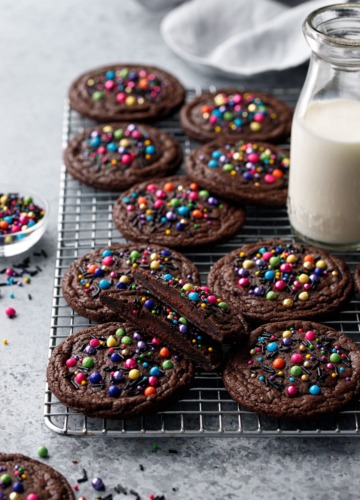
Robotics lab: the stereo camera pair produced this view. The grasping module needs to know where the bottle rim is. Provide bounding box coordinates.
[306,3,360,48]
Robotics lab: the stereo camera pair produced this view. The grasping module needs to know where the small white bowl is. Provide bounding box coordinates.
[0,186,49,257]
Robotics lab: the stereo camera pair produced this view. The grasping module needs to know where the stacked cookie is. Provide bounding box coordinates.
[49,64,360,422]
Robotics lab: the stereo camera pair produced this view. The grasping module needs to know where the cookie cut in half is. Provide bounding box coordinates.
[101,290,223,372]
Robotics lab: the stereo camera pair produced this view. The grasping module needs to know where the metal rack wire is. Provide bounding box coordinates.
[44,88,360,437]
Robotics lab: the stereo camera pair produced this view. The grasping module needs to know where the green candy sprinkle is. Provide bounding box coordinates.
[37,445,49,458]
[269,256,280,267]
[130,250,140,260]
[290,366,302,377]
[0,474,11,485]
[92,90,104,101]
[194,224,199,229]
[120,68,129,78]
[115,328,125,337]
[170,198,181,207]
[330,353,341,363]
[179,317,187,324]
[114,129,124,139]
[162,360,174,370]
[218,302,228,310]
[121,336,132,345]
[223,164,233,172]
[82,357,94,368]
[266,291,277,301]
[223,111,234,121]
[199,190,210,198]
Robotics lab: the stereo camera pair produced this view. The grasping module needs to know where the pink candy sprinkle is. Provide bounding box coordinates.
[5,307,16,318]
[66,358,77,368]
[264,174,275,184]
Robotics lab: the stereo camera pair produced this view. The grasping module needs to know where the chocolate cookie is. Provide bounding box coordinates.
[62,244,200,323]
[186,139,290,207]
[47,322,194,419]
[112,176,246,248]
[101,290,223,371]
[133,268,248,343]
[180,89,292,143]
[64,123,182,191]
[207,240,352,322]
[0,452,75,499]
[69,64,185,122]
[223,321,360,419]
[354,265,360,294]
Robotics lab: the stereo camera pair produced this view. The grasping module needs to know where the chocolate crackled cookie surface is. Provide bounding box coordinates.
[180,89,292,143]
[47,322,194,419]
[186,139,290,207]
[62,243,200,323]
[112,176,246,248]
[207,240,352,322]
[0,453,75,500]
[101,290,223,372]
[64,122,182,191]
[223,321,360,419]
[69,64,185,122]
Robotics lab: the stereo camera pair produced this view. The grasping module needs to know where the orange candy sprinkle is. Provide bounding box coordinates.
[164,182,175,192]
[87,264,98,274]
[304,255,315,264]
[190,182,198,191]
[160,347,170,358]
[144,387,156,396]
[272,169,283,179]
[273,358,285,369]
[192,209,203,219]
[137,196,147,206]
[0,221,8,230]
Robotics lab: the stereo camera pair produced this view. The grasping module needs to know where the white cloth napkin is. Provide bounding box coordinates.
[160,0,346,76]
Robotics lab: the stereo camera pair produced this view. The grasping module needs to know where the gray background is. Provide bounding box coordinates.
[1,1,360,499]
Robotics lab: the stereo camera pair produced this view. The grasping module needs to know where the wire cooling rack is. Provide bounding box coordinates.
[44,88,360,437]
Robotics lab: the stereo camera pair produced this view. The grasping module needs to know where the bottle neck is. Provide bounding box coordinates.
[304,3,360,67]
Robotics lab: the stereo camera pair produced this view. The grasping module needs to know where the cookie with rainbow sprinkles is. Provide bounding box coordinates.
[112,176,246,248]
[62,243,200,323]
[69,64,185,122]
[0,453,75,499]
[223,321,360,419]
[47,322,194,419]
[207,240,352,322]
[64,122,182,191]
[186,138,290,207]
[180,89,292,143]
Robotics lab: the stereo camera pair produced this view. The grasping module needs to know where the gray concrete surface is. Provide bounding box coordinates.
[1,1,360,499]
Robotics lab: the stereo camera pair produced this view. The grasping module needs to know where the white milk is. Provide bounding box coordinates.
[288,98,360,245]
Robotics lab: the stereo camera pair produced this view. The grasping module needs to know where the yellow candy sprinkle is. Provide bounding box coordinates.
[165,229,171,235]
[286,254,297,264]
[208,347,213,352]
[106,336,117,347]
[231,170,236,175]
[132,263,138,268]
[306,354,311,360]
[298,274,309,284]
[282,330,292,338]
[243,259,254,269]
[150,261,160,270]
[316,260,327,269]
[298,291,309,301]
[78,274,83,279]
[3,339,8,345]
[201,303,207,308]
[85,283,90,288]
[103,125,113,133]
[239,252,245,257]
[331,373,337,378]
[126,95,136,106]
[250,122,262,132]
[215,126,221,133]
[81,381,87,386]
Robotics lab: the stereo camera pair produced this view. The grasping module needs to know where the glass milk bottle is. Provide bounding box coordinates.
[288,3,360,250]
